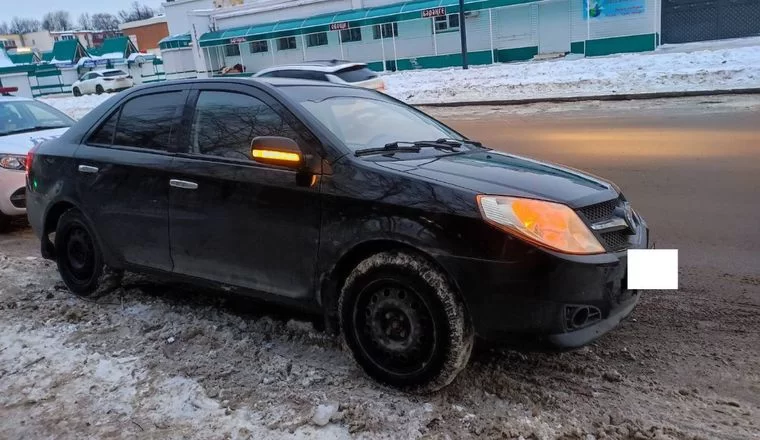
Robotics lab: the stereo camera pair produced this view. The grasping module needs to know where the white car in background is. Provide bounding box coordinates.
[253,61,386,92]
[0,88,74,231]
[72,69,134,97]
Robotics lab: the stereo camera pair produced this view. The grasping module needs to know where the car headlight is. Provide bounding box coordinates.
[477,195,605,255]
[0,155,26,170]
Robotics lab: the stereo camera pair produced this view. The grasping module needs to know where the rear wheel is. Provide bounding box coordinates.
[95,85,104,95]
[73,87,81,97]
[339,251,474,392]
[55,209,103,296]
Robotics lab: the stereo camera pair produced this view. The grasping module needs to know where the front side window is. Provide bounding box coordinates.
[291,89,461,151]
[225,44,241,56]
[112,92,184,150]
[191,91,297,160]
[0,101,74,137]
[277,37,297,51]
[340,28,362,43]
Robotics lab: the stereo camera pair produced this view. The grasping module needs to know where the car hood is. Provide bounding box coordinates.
[373,149,619,207]
[0,127,69,155]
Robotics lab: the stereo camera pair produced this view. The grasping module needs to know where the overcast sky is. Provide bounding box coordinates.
[9,0,165,22]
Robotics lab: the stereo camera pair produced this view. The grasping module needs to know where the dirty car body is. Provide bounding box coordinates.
[25,78,649,391]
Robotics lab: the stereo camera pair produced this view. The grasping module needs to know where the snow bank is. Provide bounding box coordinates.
[384,42,760,104]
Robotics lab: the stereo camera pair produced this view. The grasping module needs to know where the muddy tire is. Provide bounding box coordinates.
[55,209,103,296]
[95,85,104,95]
[339,251,474,393]
[73,87,81,97]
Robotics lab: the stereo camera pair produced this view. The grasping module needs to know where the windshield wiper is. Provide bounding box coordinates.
[1,125,69,136]
[354,139,465,157]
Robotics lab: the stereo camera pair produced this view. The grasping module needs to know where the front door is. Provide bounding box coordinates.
[74,87,188,271]
[168,83,322,299]
[538,1,571,54]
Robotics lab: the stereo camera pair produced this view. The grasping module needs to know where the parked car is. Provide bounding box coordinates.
[72,69,134,96]
[0,87,74,231]
[253,60,385,91]
[26,78,649,392]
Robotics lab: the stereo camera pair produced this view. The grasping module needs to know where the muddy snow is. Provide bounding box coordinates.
[1,219,758,440]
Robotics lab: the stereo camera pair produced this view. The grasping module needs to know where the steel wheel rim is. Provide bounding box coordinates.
[352,279,438,378]
[65,226,95,282]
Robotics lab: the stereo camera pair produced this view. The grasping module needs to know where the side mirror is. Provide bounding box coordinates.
[250,136,303,169]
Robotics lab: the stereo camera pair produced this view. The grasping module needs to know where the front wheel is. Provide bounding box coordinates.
[339,251,474,393]
[55,209,104,296]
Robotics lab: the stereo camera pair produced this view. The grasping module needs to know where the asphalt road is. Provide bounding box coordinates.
[426,95,760,278]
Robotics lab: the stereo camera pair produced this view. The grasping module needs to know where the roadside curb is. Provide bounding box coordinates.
[414,88,760,107]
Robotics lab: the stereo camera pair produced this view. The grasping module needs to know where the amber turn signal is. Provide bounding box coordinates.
[251,149,301,163]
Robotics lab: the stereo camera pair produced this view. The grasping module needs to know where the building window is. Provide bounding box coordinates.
[61,34,76,41]
[277,36,297,50]
[434,14,460,32]
[306,32,328,47]
[250,40,268,53]
[340,28,362,43]
[373,23,398,40]
[225,44,241,56]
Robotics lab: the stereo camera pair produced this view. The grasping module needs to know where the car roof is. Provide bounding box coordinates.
[255,61,366,75]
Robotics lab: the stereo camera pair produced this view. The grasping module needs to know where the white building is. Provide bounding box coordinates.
[159,0,666,77]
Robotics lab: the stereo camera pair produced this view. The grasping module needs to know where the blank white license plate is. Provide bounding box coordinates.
[627,249,678,290]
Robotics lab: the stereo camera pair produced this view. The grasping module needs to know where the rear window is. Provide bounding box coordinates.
[333,65,377,83]
[103,70,127,77]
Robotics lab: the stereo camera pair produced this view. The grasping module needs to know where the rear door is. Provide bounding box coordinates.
[168,82,322,299]
[74,86,188,271]
[84,73,100,94]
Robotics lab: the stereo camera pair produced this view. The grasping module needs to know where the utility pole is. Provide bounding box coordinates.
[458,0,468,69]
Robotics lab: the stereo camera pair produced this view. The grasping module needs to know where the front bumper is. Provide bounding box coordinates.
[0,168,26,216]
[436,220,649,348]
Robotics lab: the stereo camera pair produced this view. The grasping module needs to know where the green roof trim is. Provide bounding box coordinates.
[50,39,89,64]
[41,51,54,62]
[8,52,39,65]
[198,0,537,47]
[97,36,139,59]
[159,33,192,50]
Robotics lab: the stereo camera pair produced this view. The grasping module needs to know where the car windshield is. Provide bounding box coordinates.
[333,65,377,83]
[291,88,465,152]
[0,100,75,137]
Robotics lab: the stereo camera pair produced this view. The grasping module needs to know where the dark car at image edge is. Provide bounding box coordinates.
[25,78,649,392]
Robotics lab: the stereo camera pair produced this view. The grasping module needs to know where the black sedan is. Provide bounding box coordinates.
[26,78,648,392]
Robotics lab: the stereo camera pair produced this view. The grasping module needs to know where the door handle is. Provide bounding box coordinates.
[78,165,99,174]
[169,179,198,190]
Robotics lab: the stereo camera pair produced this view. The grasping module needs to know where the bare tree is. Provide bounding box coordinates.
[0,22,9,34]
[118,1,155,23]
[78,13,92,30]
[9,17,42,34]
[91,13,121,31]
[42,11,73,32]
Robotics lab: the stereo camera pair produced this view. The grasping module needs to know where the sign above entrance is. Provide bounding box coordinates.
[421,7,447,18]
[229,37,247,44]
[329,22,349,31]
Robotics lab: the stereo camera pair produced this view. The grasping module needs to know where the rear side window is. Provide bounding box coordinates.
[191,91,298,160]
[276,70,328,81]
[334,65,377,83]
[112,92,184,151]
[88,110,118,145]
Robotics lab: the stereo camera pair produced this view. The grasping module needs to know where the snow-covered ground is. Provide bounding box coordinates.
[40,37,760,114]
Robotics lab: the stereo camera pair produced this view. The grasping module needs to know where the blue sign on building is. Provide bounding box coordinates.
[584,0,646,19]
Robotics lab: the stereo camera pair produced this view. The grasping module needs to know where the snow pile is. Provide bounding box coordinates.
[0,48,13,68]
[40,94,112,120]
[384,42,760,104]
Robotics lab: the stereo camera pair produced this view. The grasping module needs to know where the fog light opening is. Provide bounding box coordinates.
[565,305,603,330]
[572,307,590,328]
